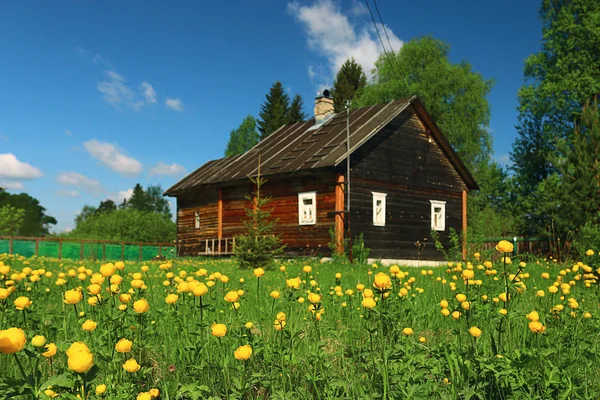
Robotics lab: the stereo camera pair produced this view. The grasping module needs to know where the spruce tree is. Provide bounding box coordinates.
[225,115,260,157]
[333,58,367,112]
[257,81,290,139]
[287,94,306,124]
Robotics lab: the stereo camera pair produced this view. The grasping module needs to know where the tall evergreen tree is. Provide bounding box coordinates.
[333,58,367,112]
[0,188,56,235]
[510,0,600,235]
[257,81,290,139]
[288,94,307,124]
[225,115,260,157]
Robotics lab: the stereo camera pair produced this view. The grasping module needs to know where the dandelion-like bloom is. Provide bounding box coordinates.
[373,273,392,291]
[586,249,594,256]
[253,268,265,278]
[361,297,376,309]
[64,289,82,305]
[234,344,253,360]
[526,310,539,322]
[307,292,321,304]
[468,326,482,338]
[115,338,133,353]
[82,319,97,332]
[165,294,179,305]
[123,358,141,373]
[95,384,107,395]
[211,323,227,337]
[68,345,94,373]
[286,277,301,289]
[14,296,32,310]
[224,291,240,303]
[528,321,546,333]
[133,299,149,314]
[42,343,57,357]
[0,328,27,354]
[402,327,413,335]
[193,283,208,297]
[270,290,280,299]
[496,240,514,253]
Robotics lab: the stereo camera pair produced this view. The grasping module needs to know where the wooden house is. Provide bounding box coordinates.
[164,93,478,262]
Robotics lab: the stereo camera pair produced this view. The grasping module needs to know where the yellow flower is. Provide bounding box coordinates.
[270,290,280,299]
[335,273,342,279]
[441,308,450,317]
[96,384,107,395]
[0,328,27,354]
[402,327,413,335]
[100,263,116,277]
[548,285,559,294]
[116,338,133,353]
[193,283,208,297]
[583,312,592,319]
[418,336,426,343]
[586,249,594,256]
[68,349,94,373]
[468,326,482,338]
[362,289,374,298]
[286,277,301,289]
[303,265,312,273]
[439,299,449,309]
[31,335,46,348]
[373,273,392,291]
[499,308,507,315]
[526,310,539,322]
[14,296,32,310]
[361,297,376,309]
[66,342,90,357]
[211,323,227,337]
[42,343,57,357]
[224,291,240,303]
[165,294,179,305]
[149,389,160,398]
[495,240,514,253]
[137,392,151,400]
[451,311,461,320]
[234,344,253,360]
[462,270,475,280]
[253,268,265,278]
[274,318,286,330]
[64,289,83,305]
[82,319,97,332]
[133,299,149,314]
[528,321,546,333]
[536,290,545,297]
[115,261,125,270]
[245,321,254,329]
[461,301,470,311]
[356,283,365,292]
[455,293,467,303]
[44,389,58,398]
[123,358,141,373]
[308,292,322,304]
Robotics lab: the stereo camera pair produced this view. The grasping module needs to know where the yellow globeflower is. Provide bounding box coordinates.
[234,344,253,360]
[193,283,208,297]
[66,342,90,357]
[303,265,312,273]
[308,292,321,304]
[495,240,514,253]
[96,384,107,395]
[462,269,475,280]
[82,319,97,332]
[526,310,539,322]
[211,323,227,337]
[0,328,27,354]
[14,296,32,310]
[115,338,133,353]
[274,318,286,331]
[253,268,265,278]
[42,343,57,357]
[270,290,280,299]
[100,263,116,277]
[133,299,149,314]
[165,294,179,305]
[68,350,94,373]
[138,392,152,400]
[0,287,9,299]
[468,326,482,338]
[224,291,240,303]
[455,294,467,303]
[44,389,58,398]
[31,335,46,348]
[245,321,254,329]
[64,289,83,305]
[373,273,392,291]
[149,389,160,398]
[439,299,449,309]
[361,297,376,309]
[528,321,546,333]
[451,311,461,320]
[441,308,450,317]
[362,289,374,299]
[115,261,125,270]
[286,277,301,289]
[418,336,427,343]
[123,358,141,373]
[402,327,413,335]
[586,249,594,256]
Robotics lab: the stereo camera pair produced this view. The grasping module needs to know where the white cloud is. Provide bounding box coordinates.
[74,46,112,67]
[149,162,186,176]
[62,226,74,233]
[56,189,80,197]
[165,97,184,111]
[288,0,403,81]
[97,71,157,111]
[349,0,368,16]
[65,129,72,136]
[0,153,43,180]
[109,188,134,204]
[0,180,24,190]
[141,82,157,104]
[83,140,143,176]
[56,172,102,195]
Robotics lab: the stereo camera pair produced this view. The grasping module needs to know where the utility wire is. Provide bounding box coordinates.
[364,0,398,77]
[373,0,397,54]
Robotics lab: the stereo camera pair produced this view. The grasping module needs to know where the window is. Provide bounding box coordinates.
[298,192,317,225]
[372,192,387,226]
[194,210,200,229]
[430,200,446,231]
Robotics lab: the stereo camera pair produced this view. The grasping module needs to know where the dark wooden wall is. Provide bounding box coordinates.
[175,172,336,256]
[349,106,467,260]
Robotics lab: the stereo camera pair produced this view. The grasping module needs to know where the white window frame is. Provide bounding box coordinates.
[430,200,446,231]
[194,209,200,229]
[372,192,387,226]
[298,192,317,225]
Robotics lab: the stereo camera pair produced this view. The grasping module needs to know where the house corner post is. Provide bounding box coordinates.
[335,174,345,255]
[218,188,223,254]
[462,190,468,261]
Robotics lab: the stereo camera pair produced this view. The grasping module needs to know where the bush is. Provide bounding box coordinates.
[572,220,600,263]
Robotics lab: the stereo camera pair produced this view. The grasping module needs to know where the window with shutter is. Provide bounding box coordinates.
[298,192,317,225]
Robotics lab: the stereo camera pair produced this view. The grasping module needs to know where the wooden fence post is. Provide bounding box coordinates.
[58,239,63,260]
[159,244,162,257]
[35,238,39,257]
[9,236,13,255]
[102,242,106,261]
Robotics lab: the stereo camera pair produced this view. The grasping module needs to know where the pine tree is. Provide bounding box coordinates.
[257,81,290,139]
[333,58,367,113]
[234,158,285,269]
[224,115,260,157]
[287,94,306,124]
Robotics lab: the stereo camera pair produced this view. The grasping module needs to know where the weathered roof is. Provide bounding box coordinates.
[165,97,478,196]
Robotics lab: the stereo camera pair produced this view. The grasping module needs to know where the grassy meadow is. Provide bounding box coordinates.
[1,244,600,399]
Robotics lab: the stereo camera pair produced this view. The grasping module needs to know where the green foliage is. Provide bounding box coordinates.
[327,224,348,264]
[351,232,370,265]
[355,36,493,173]
[287,94,306,124]
[123,184,171,218]
[67,208,176,242]
[257,81,290,139]
[0,205,25,235]
[332,58,367,112]
[0,188,56,235]
[224,115,260,157]
[234,165,284,269]
[572,220,600,262]
[511,0,600,235]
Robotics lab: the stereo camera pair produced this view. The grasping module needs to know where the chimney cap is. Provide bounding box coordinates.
[315,89,332,100]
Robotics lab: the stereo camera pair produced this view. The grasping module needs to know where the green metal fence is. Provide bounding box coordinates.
[0,236,175,261]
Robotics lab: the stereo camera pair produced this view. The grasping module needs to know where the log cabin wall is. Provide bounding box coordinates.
[349,106,467,260]
[176,171,336,257]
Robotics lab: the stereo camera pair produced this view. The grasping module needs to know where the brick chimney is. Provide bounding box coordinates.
[314,89,334,124]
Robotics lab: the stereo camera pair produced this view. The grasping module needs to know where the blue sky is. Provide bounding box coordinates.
[0,0,542,232]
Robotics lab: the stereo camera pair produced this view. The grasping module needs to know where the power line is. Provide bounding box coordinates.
[373,0,397,54]
[363,0,398,77]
